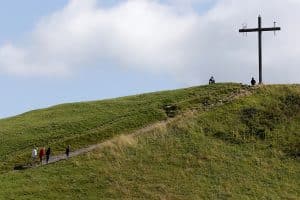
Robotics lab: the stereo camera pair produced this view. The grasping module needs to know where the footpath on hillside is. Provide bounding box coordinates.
[42,120,169,166]
[15,85,255,170]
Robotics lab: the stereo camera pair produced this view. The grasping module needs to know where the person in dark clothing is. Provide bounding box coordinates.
[66,145,70,158]
[46,147,51,164]
[209,76,215,84]
[251,77,256,86]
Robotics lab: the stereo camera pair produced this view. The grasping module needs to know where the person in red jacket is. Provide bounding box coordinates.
[39,147,45,164]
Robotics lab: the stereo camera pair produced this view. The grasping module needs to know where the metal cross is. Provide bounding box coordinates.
[239,15,281,84]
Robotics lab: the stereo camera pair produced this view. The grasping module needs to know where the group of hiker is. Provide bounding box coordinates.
[209,76,257,86]
[31,145,71,165]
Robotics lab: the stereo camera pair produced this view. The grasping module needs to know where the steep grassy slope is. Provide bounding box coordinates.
[0,84,299,199]
[199,85,300,157]
[0,83,245,172]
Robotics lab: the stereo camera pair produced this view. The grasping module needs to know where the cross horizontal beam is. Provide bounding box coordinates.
[239,27,281,33]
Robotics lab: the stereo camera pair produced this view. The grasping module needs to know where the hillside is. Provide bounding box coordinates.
[0,83,245,172]
[0,84,299,199]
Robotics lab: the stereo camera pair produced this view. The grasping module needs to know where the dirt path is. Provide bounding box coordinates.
[42,120,171,165]
[38,86,253,167]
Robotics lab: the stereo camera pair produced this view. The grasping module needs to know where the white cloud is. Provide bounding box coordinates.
[0,0,299,84]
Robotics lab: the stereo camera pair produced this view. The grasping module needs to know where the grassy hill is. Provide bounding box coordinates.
[0,83,299,199]
[0,83,245,172]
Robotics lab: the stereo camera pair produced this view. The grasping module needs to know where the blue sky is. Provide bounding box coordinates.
[0,0,183,118]
[0,1,67,43]
[0,0,299,118]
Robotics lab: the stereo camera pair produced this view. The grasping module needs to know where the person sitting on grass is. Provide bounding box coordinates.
[209,76,215,84]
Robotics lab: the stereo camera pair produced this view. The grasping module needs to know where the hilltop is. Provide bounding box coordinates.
[0,83,299,199]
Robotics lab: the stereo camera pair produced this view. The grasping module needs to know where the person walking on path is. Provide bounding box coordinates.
[31,147,38,163]
[39,147,45,164]
[66,145,70,158]
[46,147,51,164]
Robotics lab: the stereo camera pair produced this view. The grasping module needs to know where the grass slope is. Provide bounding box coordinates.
[0,83,244,172]
[0,84,299,199]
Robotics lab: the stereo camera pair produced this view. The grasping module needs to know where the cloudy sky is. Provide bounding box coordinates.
[0,0,299,118]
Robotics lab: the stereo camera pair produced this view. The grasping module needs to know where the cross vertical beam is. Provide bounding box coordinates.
[239,15,281,84]
[258,15,262,84]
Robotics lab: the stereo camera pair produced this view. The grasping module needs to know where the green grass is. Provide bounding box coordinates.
[0,83,245,172]
[198,85,300,156]
[0,83,299,199]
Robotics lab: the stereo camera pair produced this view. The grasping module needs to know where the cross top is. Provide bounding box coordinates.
[239,15,281,84]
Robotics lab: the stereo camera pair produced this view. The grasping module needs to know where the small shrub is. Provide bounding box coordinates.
[213,131,243,144]
[240,107,278,140]
[241,107,258,121]
[285,141,300,158]
[280,94,300,117]
[200,96,213,106]
[163,104,179,118]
